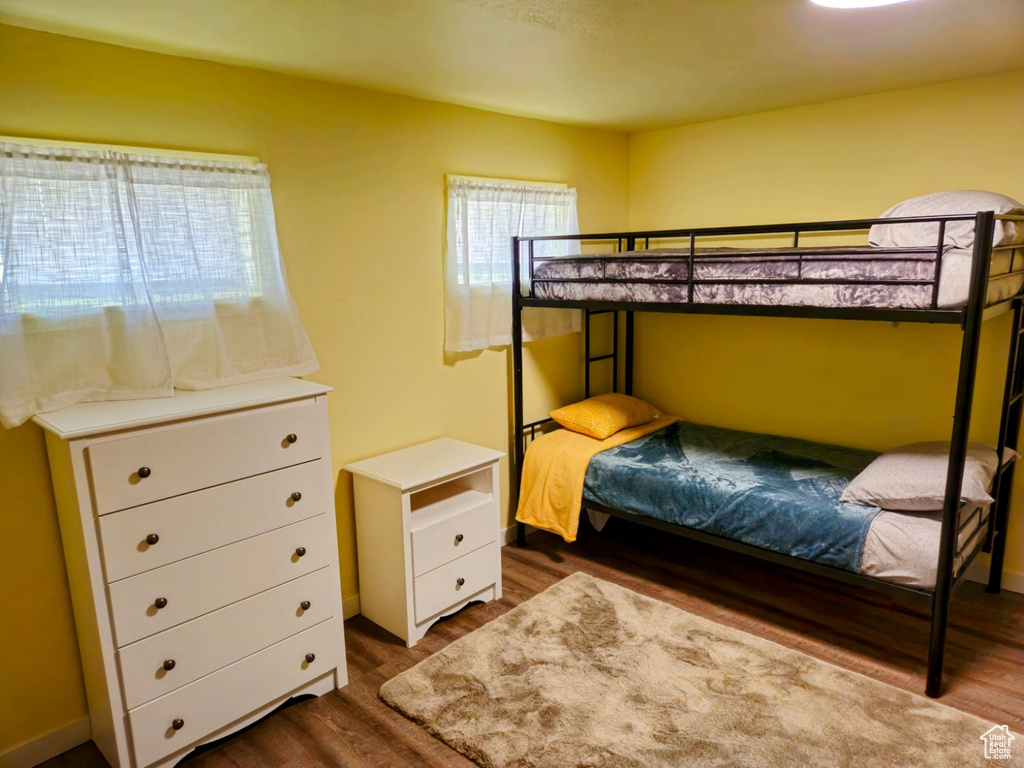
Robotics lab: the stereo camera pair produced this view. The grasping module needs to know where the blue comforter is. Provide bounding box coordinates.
[582,421,882,572]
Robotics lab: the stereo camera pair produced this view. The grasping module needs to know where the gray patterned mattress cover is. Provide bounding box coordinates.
[531,246,1023,309]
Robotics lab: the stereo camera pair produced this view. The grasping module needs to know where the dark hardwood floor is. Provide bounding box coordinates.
[43,520,1024,767]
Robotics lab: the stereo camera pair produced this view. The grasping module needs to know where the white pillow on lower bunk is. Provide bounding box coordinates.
[840,441,1011,511]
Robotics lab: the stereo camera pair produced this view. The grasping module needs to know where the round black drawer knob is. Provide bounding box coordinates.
[454,533,464,544]
[172,718,184,731]
[295,546,307,558]
[145,533,160,546]
[163,659,176,671]
[300,600,311,611]
[291,492,302,503]
[154,597,168,609]
[305,653,316,664]
[286,434,298,444]
[137,467,152,479]
[456,577,466,588]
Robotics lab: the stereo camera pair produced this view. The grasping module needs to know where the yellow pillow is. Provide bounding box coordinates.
[550,394,661,440]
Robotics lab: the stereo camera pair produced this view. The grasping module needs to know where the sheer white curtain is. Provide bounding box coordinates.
[0,143,318,428]
[445,177,581,352]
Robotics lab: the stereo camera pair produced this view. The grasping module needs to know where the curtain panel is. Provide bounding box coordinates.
[444,177,581,352]
[0,143,318,428]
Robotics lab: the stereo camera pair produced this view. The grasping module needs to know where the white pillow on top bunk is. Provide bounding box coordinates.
[840,441,1008,511]
[868,190,1024,250]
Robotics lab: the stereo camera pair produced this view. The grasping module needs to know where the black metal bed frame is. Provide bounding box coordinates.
[509,210,1024,698]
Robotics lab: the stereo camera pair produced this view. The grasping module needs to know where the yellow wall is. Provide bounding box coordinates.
[0,24,630,753]
[628,70,1024,578]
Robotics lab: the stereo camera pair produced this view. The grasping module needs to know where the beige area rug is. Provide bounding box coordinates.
[380,572,1021,768]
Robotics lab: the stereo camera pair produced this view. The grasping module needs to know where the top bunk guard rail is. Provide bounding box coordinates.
[514,212,1024,243]
[513,211,1024,325]
[530,244,1024,262]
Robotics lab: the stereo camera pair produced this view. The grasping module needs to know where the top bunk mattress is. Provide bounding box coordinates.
[531,245,1023,310]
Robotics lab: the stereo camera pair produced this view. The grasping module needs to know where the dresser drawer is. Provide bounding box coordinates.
[119,567,336,710]
[127,617,341,768]
[412,542,499,623]
[411,502,496,577]
[89,398,324,514]
[100,461,326,583]
[109,516,330,647]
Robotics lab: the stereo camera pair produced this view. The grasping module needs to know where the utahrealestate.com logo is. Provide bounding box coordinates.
[980,726,1015,760]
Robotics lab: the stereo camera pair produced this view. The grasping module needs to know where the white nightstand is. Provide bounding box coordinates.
[346,438,504,647]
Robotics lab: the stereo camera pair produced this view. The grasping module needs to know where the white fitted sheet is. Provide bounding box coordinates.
[861,504,989,589]
[585,503,990,590]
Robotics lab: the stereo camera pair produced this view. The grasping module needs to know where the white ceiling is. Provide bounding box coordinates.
[2,0,1022,131]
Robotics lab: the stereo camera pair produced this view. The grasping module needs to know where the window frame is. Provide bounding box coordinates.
[0,135,258,164]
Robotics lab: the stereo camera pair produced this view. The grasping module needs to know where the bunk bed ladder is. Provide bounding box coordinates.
[584,237,635,398]
[985,297,1024,592]
[584,309,619,397]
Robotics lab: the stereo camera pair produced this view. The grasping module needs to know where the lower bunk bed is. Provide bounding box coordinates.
[515,403,1014,699]
[578,420,990,592]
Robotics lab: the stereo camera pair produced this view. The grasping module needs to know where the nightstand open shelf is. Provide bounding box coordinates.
[409,468,493,529]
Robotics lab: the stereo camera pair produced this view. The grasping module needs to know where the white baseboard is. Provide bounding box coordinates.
[501,523,536,545]
[0,716,90,768]
[966,553,1024,594]
[1000,570,1024,594]
[342,593,360,620]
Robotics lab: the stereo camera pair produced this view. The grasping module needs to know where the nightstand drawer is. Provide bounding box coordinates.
[100,460,326,582]
[127,618,340,768]
[89,398,324,514]
[109,515,330,647]
[118,567,335,710]
[411,502,496,577]
[412,542,499,623]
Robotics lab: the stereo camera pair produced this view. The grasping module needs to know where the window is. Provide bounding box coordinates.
[444,175,580,352]
[1,144,272,317]
[0,141,317,428]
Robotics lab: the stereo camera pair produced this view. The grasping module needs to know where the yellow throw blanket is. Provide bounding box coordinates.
[515,415,680,542]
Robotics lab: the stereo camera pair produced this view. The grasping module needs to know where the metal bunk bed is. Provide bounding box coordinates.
[509,210,1023,698]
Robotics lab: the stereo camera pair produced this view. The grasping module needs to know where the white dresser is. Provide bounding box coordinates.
[35,378,348,768]
[346,438,503,647]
